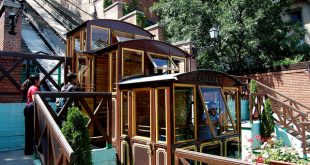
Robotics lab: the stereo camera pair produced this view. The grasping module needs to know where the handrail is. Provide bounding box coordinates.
[35,94,75,163]
[256,81,310,113]
[174,148,254,165]
[267,94,307,116]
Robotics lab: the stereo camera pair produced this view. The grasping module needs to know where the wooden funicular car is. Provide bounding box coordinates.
[66,19,242,165]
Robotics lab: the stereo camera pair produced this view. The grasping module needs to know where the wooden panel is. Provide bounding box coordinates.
[133,143,151,165]
[95,56,109,92]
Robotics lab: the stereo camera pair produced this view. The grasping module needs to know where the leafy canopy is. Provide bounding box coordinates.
[152,0,310,74]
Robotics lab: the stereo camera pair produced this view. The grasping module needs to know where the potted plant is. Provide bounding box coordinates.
[62,107,92,165]
[260,99,275,142]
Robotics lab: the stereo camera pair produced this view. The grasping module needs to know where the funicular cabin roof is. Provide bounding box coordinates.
[119,70,242,88]
[66,19,154,38]
[92,39,192,58]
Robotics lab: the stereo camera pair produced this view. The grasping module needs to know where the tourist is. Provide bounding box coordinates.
[24,74,40,155]
[56,73,81,113]
[199,102,220,140]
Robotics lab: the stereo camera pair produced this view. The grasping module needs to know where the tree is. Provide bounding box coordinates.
[152,0,310,74]
[62,107,92,165]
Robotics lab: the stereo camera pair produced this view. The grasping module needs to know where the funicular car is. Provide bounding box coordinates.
[66,19,242,165]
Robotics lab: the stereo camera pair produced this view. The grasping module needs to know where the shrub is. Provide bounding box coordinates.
[260,99,275,138]
[249,80,258,94]
[62,107,92,165]
[104,0,113,9]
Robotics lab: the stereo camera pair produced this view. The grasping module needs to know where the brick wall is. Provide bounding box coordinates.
[249,69,310,107]
[0,1,23,103]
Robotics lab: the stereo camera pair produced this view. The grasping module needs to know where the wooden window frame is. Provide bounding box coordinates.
[155,87,168,143]
[171,56,187,73]
[109,51,118,94]
[90,25,110,50]
[198,86,237,138]
[132,88,152,140]
[223,87,239,132]
[122,48,144,78]
[147,52,178,73]
[173,83,197,144]
[121,90,129,135]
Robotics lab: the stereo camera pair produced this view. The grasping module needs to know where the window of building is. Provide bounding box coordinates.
[198,87,236,140]
[82,29,87,51]
[122,49,144,77]
[147,53,178,74]
[121,91,129,135]
[290,9,302,25]
[172,57,186,73]
[174,84,196,143]
[133,89,151,138]
[91,26,109,50]
[156,88,167,142]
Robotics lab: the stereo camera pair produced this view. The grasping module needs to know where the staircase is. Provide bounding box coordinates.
[249,80,310,158]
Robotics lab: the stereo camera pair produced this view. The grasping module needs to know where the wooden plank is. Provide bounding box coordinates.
[174,148,253,165]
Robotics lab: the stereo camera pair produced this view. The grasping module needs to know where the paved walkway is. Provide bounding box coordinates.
[0,150,32,165]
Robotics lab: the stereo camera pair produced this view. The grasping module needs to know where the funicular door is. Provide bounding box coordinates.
[131,88,153,165]
[123,88,169,165]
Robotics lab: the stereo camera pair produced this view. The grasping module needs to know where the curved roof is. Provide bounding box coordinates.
[119,39,192,58]
[119,70,241,86]
[66,19,154,38]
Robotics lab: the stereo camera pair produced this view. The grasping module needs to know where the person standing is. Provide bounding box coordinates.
[56,73,81,113]
[24,74,40,155]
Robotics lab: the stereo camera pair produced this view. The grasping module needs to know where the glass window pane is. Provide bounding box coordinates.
[91,26,109,50]
[199,87,234,140]
[157,89,166,142]
[224,88,238,132]
[74,36,80,51]
[174,86,195,142]
[135,90,150,137]
[123,49,143,77]
[111,30,134,44]
[172,58,186,73]
[122,91,129,135]
[82,29,86,51]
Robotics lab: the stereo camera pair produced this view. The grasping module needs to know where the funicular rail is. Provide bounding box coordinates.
[34,92,112,165]
[174,148,254,165]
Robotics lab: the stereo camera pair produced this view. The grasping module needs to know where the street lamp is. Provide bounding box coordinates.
[8,0,24,35]
[209,26,219,39]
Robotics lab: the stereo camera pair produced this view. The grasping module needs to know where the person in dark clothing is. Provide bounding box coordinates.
[61,72,81,92]
[56,73,81,113]
[24,74,40,155]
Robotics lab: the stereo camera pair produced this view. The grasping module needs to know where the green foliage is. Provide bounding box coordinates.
[152,0,310,73]
[273,54,304,66]
[260,99,275,138]
[123,0,141,16]
[249,80,258,94]
[258,139,309,164]
[136,13,148,28]
[103,0,112,8]
[62,107,92,165]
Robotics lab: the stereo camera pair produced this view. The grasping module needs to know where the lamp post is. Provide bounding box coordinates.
[7,0,24,35]
[209,26,219,40]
